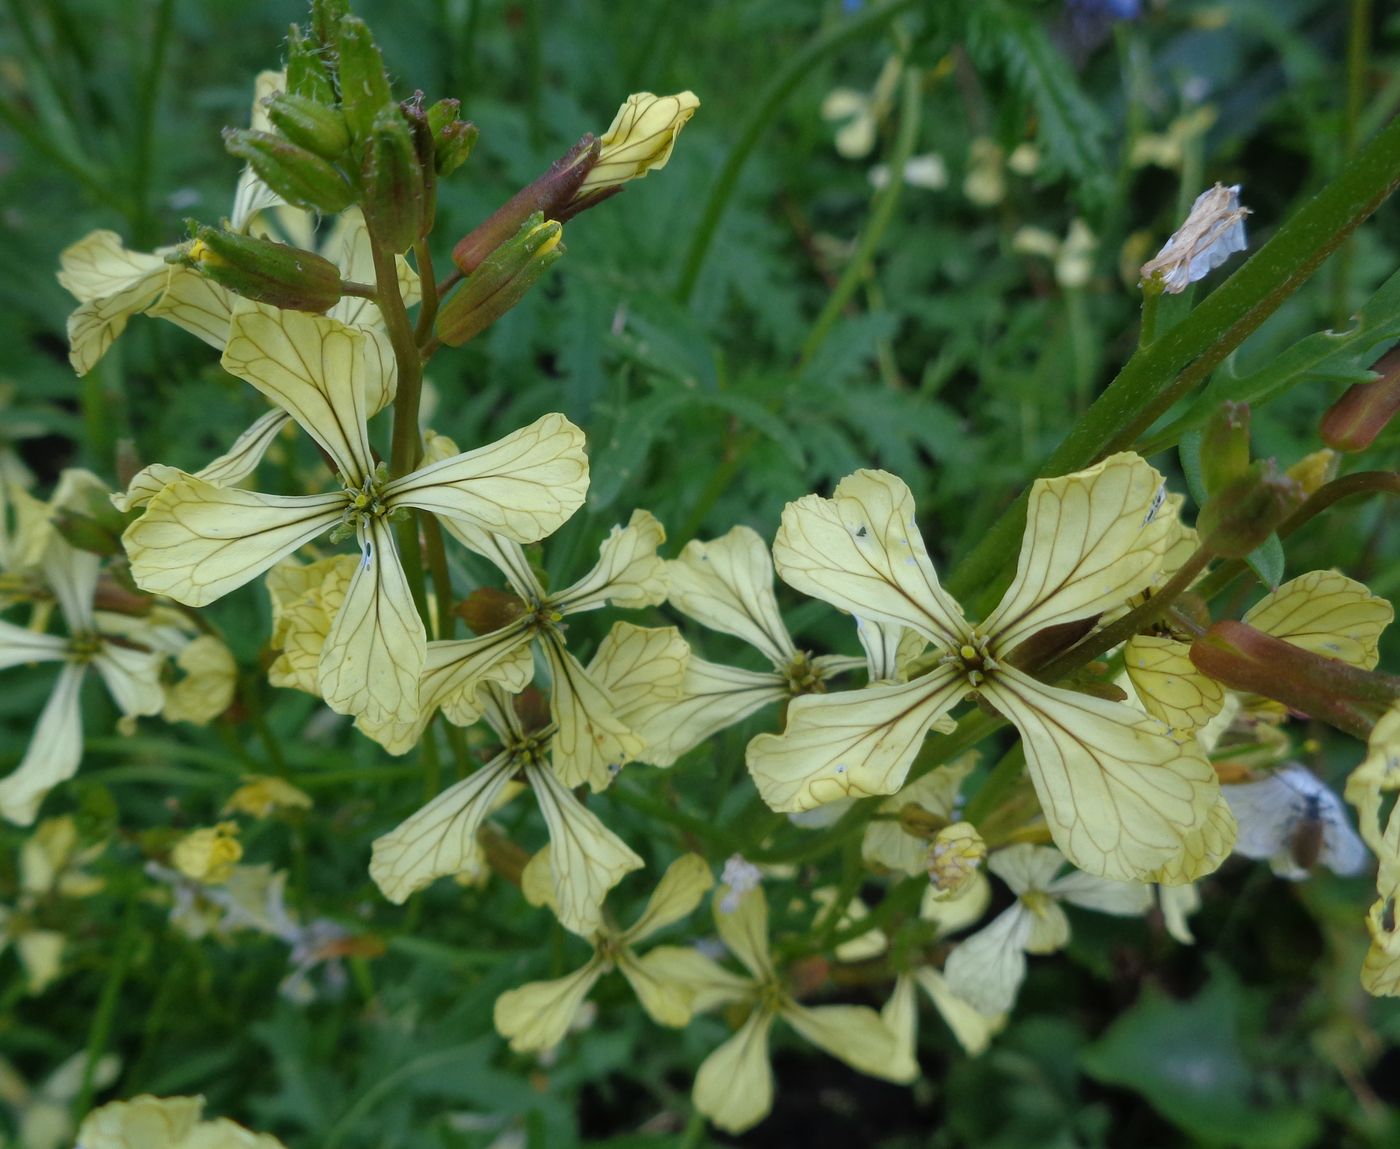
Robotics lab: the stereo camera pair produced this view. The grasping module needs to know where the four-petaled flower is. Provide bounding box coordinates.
[746,454,1235,884]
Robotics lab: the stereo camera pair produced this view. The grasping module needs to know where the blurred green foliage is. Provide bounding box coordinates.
[2,0,1400,1146]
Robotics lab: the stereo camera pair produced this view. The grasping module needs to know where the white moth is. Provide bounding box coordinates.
[1222,763,1369,880]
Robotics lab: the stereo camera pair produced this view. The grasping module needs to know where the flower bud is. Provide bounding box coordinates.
[451,136,596,275]
[1285,448,1339,497]
[360,109,426,253]
[222,128,354,213]
[1195,460,1304,559]
[179,225,343,313]
[264,91,351,160]
[1320,345,1400,452]
[569,91,700,211]
[1191,620,1400,739]
[1199,401,1251,495]
[286,23,336,103]
[437,214,564,347]
[455,586,528,635]
[336,15,395,141]
[171,822,242,884]
[927,821,987,901]
[425,98,479,176]
[309,0,350,46]
[53,509,123,556]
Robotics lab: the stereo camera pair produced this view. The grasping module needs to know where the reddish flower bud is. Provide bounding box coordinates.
[1195,460,1304,559]
[1199,401,1251,495]
[1321,346,1400,452]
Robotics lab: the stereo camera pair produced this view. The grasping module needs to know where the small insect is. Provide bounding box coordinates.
[1222,763,1369,880]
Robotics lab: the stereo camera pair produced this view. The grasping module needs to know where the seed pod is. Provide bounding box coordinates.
[223,128,354,213]
[436,214,564,346]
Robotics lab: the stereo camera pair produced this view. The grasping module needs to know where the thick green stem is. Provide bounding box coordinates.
[673,0,917,303]
[945,113,1400,607]
[74,894,140,1121]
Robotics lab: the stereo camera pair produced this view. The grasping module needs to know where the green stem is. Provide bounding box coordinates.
[799,65,921,365]
[1332,0,1373,325]
[945,112,1400,608]
[412,238,440,345]
[129,0,176,247]
[677,1108,709,1149]
[421,511,455,640]
[74,894,140,1120]
[673,0,917,303]
[1138,285,1161,348]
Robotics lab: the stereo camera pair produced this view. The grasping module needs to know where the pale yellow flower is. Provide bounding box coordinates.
[927,822,988,900]
[372,622,686,932]
[171,822,243,885]
[223,775,313,819]
[0,472,164,824]
[575,91,700,200]
[747,455,1233,884]
[122,302,589,733]
[1344,701,1400,855]
[689,884,904,1134]
[944,845,1152,1016]
[493,854,714,1051]
[862,755,977,877]
[0,1049,119,1149]
[75,1093,287,1149]
[628,524,870,768]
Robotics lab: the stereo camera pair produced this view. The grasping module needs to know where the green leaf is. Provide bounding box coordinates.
[1081,970,1320,1149]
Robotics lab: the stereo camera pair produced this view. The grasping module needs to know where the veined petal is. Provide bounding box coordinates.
[692,1009,776,1135]
[57,230,168,375]
[553,509,668,613]
[383,413,588,545]
[987,842,1068,895]
[326,207,422,331]
[493,957,607,1053]
[745,668,965,812]
[42,535,100,633]
[587,623,689,720]
[221,302,374,481]
[981,667,1229,884]
[359,627,534,755]
[913,967,1004,1055]
[124,478,345,607]
[542,637,642,790]
[145,269,236,351]
[268,556,358,698]
[1124,634,1225,736]
[73,1094,206,1149]
[631,945,753,1014]
[921,869,992,936]
[438,524,542,599]
[713,885,773,980]
[369,754,515,903]
[783,1001,903,1081]
[92,643,166,718]
[1345,702,1400,854]
[1046,868,1153,916]
[160,409,291,510]
[622,853,713,944]
[983,453,1171,652]
[880,975,923,1083]
[625,656,787,768]
[943,905,1035,1017]
[1151,793,1239,887]
[616,947,698,1026]
[357,324,398,417]
[666,525,797,667]
[318,519,425,729]
[858,618,928,683]
[863,755,978,876]
[1242,570,1393,670]
[0,663,87,825]
[772,470,968,649]
[527,762,643,937]
[0,620,70,671]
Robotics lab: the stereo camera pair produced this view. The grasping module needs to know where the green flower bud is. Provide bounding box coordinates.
[436,213,564,347]
[223,127,354,213]
[1321,345,1400,452]
[336,15,394,141]
[425,98,479,176]
[265,92,351,160]
[1199,400,1251,495]
[1195,460,1304,559]
[310,0,350,47]
[360,109,426,253]
[179,225,343,313]
[451,136,597,275]
[286,24,336,103]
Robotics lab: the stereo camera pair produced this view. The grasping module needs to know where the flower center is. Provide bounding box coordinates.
[1020,889,1054,918]
[68,630,103,662]
[783,650,826,696]
[330,465,395,542]
[939,630,999,688]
